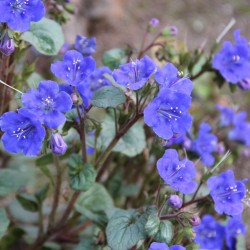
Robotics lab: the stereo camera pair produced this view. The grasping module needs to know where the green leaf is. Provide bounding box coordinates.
[0,208,9,239]
[27,72,44,89]
[154,220,173,244]
[92,86,126,108]
[68,154,96,191]
[106,209,147,250]
[0,169,28,196]
[102,48,126,70]
[88,115,146,157]
[21,17,64,56]
[145,213,160,237]
[35,183,50,205]
[16,193,39,212]
[75,239,99,250]
[75,183,114,228]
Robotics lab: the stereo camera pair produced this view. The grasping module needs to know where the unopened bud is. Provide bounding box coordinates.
[216,142,225,155]
[167,195,183,208]
[149,18,160,28]
[71,93,78,103]
[238,78,250,91]
[0,34,15,56]
[189,215,201,226]
[50,133,68,155]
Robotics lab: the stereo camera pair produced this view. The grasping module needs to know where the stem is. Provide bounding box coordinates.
[160,211,185,220]
[0,79,23,94]
[38,207,44,238]
[94,112,143,171]
[114,108,118,134]
[181,195,210,209]
[47,155,62,231]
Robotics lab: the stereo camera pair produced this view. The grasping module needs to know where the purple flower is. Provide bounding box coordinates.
[149,242,185,250]
[165,134,184,147]
[0,108,45,156]
[225,216,246,250]
[191,123,218,167]
[193,215,225,250]
[207,170,247,215]
[0,0,45,32]
[157,149,197,194]
[228,112,250,146]
[51,50,96,86]
[216,104,235,127]
[144,89,192,140]
[77,66,112,107]
[216,142,225,155]
[50,133,68,155]
[212,30,250,83]
[167,195,183,208]
[155,63,193,95]
[149,18,160,27]
[75,35,96,57]
[21,80,73,129]
[0,33,15,56]
[238,77,250,90]
[113,56,156,90]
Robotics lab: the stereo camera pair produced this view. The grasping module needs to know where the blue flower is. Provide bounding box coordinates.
[155,63,193,95]
[113,55,156,90]
[216,104,235,127]
[0,0,45,32]
[228,111,250,146]
[149,242,185,250]
[0,108,45,156]
[51,50,96,86]
[193,214,225,250]
[144,89,192,140]
[21,80,73,129]
[75,35,96,56]
[191,123,218,167]
[77,66,112,107]
[212,30,250,83]
[157,149,197,194]
[225,216,246,250]
[207,170,247,215]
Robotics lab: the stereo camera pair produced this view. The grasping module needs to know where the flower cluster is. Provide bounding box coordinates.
[193,214,246,250]
[207,170,247,215]
[75,35,96,57]
[212,30,250,84]
[157,149,197,194]
[191,123,218,167]
[0,0,45,32]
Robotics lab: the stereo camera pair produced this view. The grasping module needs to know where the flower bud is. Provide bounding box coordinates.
[189,214,201,226]
[216,142,225,155]
[167,195,183,208]
[169,26,178,36]
[0,34,15,56]
[70,93,78,103]
[149,18,160,27]
[50,133,68,155]
[238,78,250,91]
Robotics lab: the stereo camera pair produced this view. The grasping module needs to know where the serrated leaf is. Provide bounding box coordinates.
[102,48,126,70]
[0,208,9,239]
[106,209,147,250]
[68,154,96,191]
[92,86,126,108]
[0,169,28,196]
[16,193,39,212]
[145,213,160,237]
[154,220,173,244]
[75,183,114,228]
[21,18,64,56]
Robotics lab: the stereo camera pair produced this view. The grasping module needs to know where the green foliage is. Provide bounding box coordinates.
[0,208,9,240]
[21,18,64,55]
[16,193,39,212]
[92,86,126,108]
[145,212,161,237]
[154,220,173,244]
[75,183,114,228]
[102,48,126,70]
[68,154,97,191]
[0,169,28,196]
[88,114,146,157]
[106,209,147,250]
